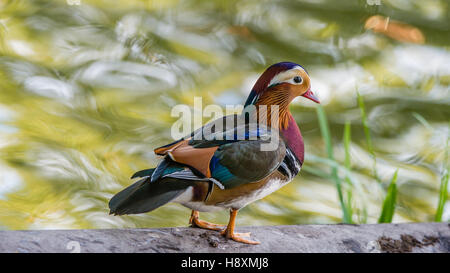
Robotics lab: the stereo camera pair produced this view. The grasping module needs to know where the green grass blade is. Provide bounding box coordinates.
[356,92,373,154]
[316,105,351,223]
[435,171,449,222]
[435,130,449,222]
[343,121,353,223]
[357,92,379,182]
[378,170,399,223]
[344,121,351,169]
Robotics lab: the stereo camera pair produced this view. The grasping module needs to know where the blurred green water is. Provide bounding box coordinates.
[0,0,448,230]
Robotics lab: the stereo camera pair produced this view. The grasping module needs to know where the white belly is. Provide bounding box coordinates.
[174,177,292,212]
[173,186,223,212]
[217,177,291,209]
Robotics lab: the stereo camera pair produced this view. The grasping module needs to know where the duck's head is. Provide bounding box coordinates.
[245,62,319,128]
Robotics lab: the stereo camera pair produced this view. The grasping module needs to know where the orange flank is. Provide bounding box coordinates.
[154,139,218,178]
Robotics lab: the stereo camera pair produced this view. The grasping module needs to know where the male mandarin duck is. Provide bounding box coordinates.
[109,62,319,244]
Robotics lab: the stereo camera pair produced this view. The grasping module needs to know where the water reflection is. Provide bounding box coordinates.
[0,0,448,230]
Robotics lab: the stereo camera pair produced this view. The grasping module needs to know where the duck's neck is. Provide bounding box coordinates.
[280,113,304,164]
[245,89,304,163]
[254,90,291,130]
[248,105,304,163]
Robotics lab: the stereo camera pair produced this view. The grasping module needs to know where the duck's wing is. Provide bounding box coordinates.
[149,117,286,189]
[208,128,286,188]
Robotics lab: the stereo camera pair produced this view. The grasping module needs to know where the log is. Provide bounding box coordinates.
[0,222,448,253]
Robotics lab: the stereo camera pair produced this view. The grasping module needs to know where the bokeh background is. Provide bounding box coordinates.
[0,0,448,230]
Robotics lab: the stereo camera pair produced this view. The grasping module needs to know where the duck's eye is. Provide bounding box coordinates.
[293,76,302,84]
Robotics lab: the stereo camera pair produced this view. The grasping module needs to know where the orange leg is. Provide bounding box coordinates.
[220,209,260,245]
[189,210,226,231]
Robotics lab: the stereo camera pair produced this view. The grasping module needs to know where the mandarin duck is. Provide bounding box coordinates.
[109,62,319,244]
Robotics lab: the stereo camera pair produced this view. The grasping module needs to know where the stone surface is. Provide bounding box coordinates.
[0,222,449,253]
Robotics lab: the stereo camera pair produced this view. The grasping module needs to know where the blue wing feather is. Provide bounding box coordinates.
[210,157,240,188]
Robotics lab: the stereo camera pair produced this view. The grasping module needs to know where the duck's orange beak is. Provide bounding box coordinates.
[302,89,320,103]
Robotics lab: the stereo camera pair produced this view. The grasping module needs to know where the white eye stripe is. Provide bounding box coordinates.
[268,66,305,87]
[284,76,303,85]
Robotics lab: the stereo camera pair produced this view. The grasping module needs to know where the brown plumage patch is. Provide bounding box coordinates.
[154,139,218,178]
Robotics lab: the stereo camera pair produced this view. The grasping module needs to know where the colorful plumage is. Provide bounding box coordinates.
[109,62,320,244]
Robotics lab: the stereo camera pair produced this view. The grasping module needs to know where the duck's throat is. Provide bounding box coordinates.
[252,86,293,130]
[253,103,291,130]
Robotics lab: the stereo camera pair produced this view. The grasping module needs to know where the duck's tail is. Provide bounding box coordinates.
[108,169,192,215]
